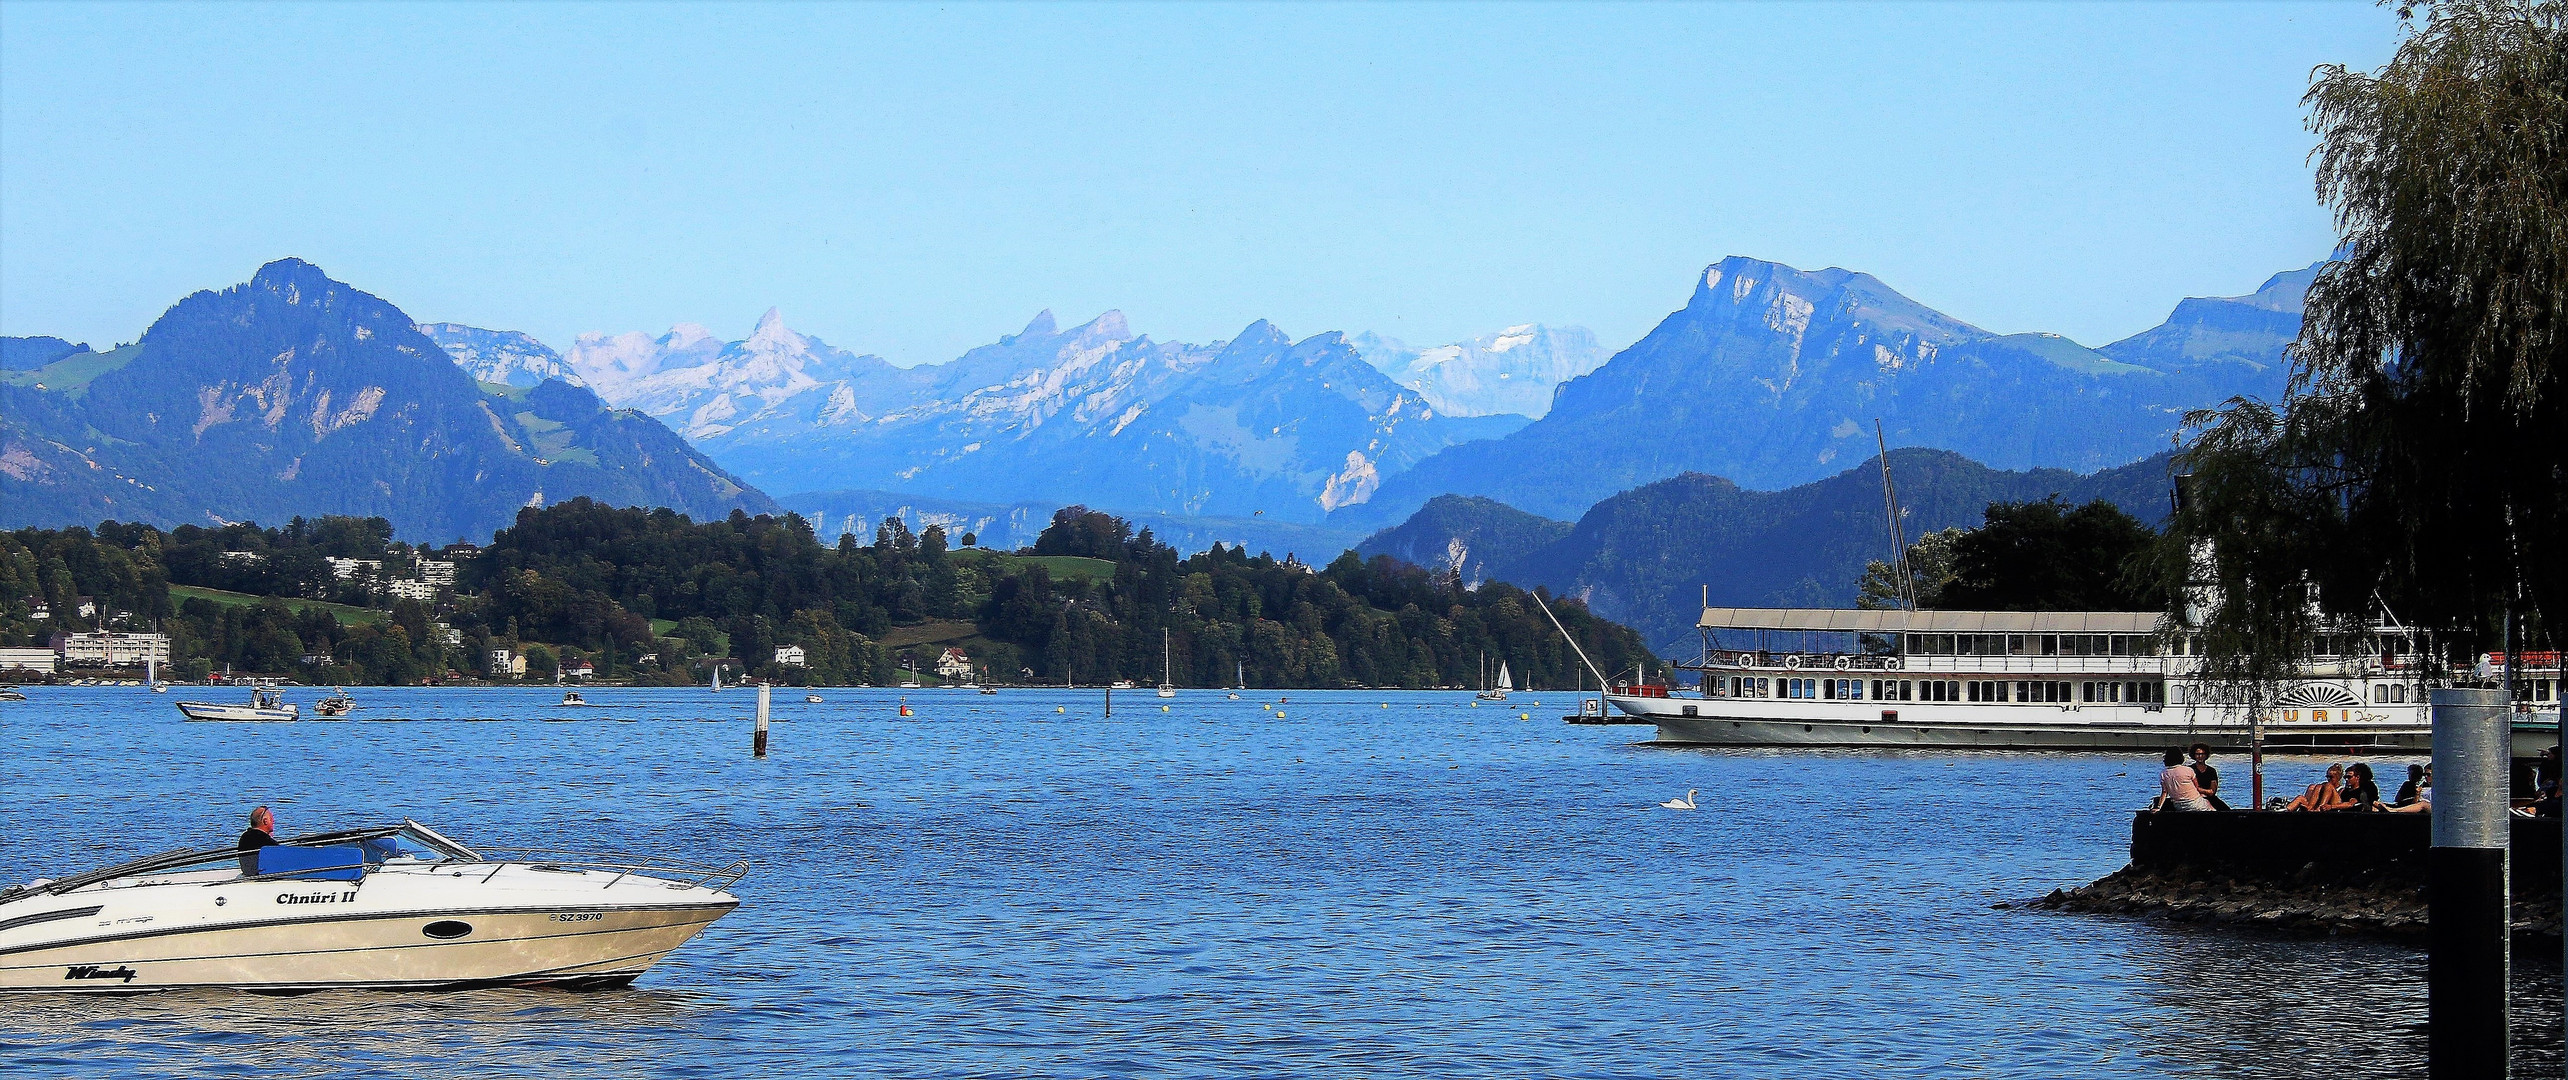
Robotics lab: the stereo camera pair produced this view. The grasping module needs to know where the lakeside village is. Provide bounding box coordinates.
[0,500,1656,694]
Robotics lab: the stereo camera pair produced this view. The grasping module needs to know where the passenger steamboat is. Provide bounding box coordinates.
[1605,606,2563,753]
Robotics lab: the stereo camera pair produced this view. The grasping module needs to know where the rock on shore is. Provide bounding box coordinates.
[2037,862,2562,942]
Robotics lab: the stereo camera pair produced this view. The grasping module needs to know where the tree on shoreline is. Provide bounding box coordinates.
[2158,0,2564,693]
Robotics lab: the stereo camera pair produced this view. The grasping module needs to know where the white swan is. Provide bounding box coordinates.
[1659,789,1699,810]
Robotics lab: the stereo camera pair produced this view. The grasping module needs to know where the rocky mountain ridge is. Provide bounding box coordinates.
[1,260,776,539]
[1344,257,2313,525]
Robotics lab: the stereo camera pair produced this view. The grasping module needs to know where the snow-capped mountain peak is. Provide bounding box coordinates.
[747,307,795,348]
[417,323,584,388]
[1350,324,1609,419]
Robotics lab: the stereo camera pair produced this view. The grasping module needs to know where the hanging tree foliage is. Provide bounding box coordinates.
[2156,0,2565,703]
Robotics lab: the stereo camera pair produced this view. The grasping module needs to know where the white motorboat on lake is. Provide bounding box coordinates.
[0,820,744,994]
[559,691,590,707]
[1602,606,2525,753]
[174,681,298,722]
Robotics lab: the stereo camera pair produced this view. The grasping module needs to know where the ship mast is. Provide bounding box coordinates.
[1876,420,1916,611]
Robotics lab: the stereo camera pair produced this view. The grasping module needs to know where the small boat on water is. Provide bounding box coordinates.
[559,691,591,707]
[175,681,298,722]
[1110,680,1138,691]
[313,688,355,717]
[0,688,27,702]
[0,820,744,994]
[804,694,823,704]
[1157,630,1178,698]
[1476,655,1513,702]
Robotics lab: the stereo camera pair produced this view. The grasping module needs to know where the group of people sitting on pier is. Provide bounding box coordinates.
[2151,744,2568,817]
[2150,744,2438,813]
[2271,762,2428,813]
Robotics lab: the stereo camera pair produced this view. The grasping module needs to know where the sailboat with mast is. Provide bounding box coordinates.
[1476,652,1512,702]
[1158,630,1178,698]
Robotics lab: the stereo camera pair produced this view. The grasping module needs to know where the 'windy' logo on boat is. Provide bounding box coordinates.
[64,965,139,983]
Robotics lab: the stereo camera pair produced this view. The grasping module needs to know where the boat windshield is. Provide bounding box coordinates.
[358,830,455,865]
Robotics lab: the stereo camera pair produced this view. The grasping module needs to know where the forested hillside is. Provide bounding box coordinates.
[1359,448,2174,649]
[4,502,1652,690]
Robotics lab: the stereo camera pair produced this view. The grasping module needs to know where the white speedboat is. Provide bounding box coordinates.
[559,691,591,707]
[174,682,298,722]
[0,820,743,994]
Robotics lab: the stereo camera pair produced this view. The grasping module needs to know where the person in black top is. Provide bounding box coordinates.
[2187,743,2230,811]
[237,805,278,875]
[2333,762,2382,811]
[2395,764,2426,807]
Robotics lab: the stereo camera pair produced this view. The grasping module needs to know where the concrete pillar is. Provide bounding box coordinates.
[2430,686,2509,1079]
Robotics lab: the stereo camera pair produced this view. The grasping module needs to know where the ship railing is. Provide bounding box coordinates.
[464,848,752,892]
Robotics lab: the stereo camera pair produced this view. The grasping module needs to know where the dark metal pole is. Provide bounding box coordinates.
[2430,686,2510,1079]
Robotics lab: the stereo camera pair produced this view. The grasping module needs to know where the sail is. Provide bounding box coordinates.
[1496,662,1514,692]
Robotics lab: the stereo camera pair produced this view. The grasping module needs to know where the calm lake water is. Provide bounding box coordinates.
[1,685,2557,1078]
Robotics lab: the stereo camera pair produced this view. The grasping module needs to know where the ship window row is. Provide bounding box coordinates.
[1714,675,2166,703]
[2370,679,2558,703]
[1902,633,2161,657]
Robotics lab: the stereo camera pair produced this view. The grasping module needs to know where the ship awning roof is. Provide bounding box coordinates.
[1697,607,2168,634]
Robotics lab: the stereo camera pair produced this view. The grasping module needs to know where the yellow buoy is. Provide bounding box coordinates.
[1161,705,1169,712]
[1056,706,1066,714]
[1520,713,1530,720]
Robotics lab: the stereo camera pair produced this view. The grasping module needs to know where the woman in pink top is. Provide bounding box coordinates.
[2154,747,2214,811]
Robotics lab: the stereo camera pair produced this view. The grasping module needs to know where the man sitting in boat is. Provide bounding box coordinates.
[236,805,278,874]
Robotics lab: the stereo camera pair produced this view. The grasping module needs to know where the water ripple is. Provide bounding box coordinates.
[0,685,2559,1077]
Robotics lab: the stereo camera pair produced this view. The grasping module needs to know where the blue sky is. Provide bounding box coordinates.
[2,1,2397,365]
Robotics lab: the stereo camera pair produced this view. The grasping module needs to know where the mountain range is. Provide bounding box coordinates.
[1,260,775,539]
[429,309,1531,523]
[1356,447,2175,649]
[423,254,2302,533]
[5,252,2312,563]
[1337,257,2311,526]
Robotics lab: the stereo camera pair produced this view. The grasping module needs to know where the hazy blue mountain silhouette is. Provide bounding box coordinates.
[1357,447,2175,650]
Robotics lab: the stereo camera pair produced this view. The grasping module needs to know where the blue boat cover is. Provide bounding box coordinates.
[254,845,366,882]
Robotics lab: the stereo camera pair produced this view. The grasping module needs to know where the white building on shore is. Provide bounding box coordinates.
[54,632,171,667]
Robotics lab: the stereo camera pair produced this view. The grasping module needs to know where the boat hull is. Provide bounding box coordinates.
[174,702,298,722]
[0,902,733,994]
[1612,694,2433,753]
